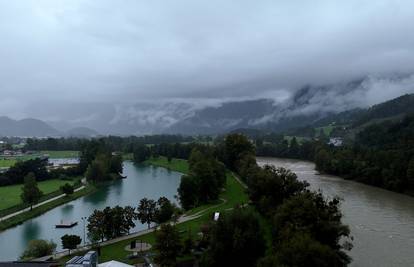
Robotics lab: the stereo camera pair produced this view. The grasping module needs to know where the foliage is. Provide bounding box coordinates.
[155,197,176,224]
[222,133,255,171]
[137,198,157,229]
[2,158,49,186]
[61,234,82,255]
[247,165,308,216]
[87,205,138,241]
[314,115,414,194]
[60,183,74,195]
[258,233,348,267]
[178,149,226,209]
[21,172,43,210]
[201,208,266,267]
[154,224,182,267]
[20,239,56,260]
[270,191,352,266]
[133,144,151,163]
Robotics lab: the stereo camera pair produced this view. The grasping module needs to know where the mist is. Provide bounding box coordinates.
[0,0,414,133]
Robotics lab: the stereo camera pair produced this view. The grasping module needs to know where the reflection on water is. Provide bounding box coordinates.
[0,162,181,261]
[257,157,414,267]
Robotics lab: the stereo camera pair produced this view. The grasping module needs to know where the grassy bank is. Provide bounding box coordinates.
[59,158,248,264]
[0,179,79,211]
[0,185,96,232]
[41,151,79,158]
[0,158,17,167]
[144,157,189,173]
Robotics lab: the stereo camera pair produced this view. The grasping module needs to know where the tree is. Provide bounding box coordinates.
[155,197,175,224]
[202,208,266,267]
[20,239,56,260]
[137,198,157,229]
[289,137,300,158]
[21,172,43,210]
[154,224,182,267]
[87,209,106,242]
[133,144,150,163]
[177,174,199,210]
[61,234,82,255]
[248,165,308,216]
[110,154,123,174]
[224,134,255,170]
[258,233,347,267]
[121,205,138,234]
[60,183,74,195]
[85,159,106,182]
[407,157,414,186]
[272,191,352,265]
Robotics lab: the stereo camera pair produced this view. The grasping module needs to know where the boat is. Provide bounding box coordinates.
[55,220,78,228]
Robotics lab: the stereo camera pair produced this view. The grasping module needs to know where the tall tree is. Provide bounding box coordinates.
[155,197,175,224]
[61,235,82,255]
[21,172,43,210]
[224,134,255,170]
[272,191,352,266]
[202,208,266,267]
[87,210,106,242]
[154,224,182,267]
[137,198,157,229]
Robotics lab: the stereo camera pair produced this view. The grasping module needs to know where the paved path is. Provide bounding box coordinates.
[36,210,207,261]
[0,185,85,222]
[36,173,246,262]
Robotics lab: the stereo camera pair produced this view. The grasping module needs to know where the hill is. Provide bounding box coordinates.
[0,117,60,137]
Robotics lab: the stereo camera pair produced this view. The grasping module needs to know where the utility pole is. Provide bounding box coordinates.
[81,216,87,246]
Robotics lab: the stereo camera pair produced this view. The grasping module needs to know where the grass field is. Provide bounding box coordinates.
[0,151,80,168]
[40,151,79,158]
[0,179,76,211]
[0,159,16,168]
[0,185,96,232]
[59,157,249,264]
[145,157,190,173]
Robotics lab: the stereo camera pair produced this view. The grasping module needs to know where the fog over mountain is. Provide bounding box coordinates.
[1,1,414,135]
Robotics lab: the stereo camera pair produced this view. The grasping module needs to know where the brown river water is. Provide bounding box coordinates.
[257,157,414,267]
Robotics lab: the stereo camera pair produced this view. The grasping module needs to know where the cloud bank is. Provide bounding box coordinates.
[0,0,414,121]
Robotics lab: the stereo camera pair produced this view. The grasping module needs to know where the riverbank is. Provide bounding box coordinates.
[0,178,81,216]
[0,185,96,232]
[55,158,248,265]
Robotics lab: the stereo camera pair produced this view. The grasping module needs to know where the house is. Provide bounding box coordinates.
[328,137,343,147]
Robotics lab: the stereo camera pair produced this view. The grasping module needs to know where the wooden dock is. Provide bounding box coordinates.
[55,220,78,228]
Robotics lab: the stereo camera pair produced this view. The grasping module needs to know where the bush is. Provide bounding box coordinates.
[20,239,56,260]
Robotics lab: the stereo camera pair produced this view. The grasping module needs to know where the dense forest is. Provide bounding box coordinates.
[255,114,414,195]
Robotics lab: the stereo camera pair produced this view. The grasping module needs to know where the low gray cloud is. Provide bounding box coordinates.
[0,0,414,121]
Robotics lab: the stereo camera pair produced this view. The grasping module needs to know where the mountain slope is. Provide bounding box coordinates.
[0,116,61,137]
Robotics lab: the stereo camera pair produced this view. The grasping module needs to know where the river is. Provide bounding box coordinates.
[257,157,414,267]
[0,161,181,261]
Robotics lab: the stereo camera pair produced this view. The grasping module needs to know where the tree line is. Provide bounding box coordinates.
[25,135,194,152]
[87,197,179,243]
[147,134,352,267]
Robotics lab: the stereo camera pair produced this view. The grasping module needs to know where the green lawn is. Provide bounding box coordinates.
[145,157,190,173]
[0,185,95,232]
[40,151,79,158]
[62,158,249,264]
[0,179,76,211]
[0,159,16,168]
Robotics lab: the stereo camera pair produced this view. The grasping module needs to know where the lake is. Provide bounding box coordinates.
[257,157,414,267]
[0,161,181,261]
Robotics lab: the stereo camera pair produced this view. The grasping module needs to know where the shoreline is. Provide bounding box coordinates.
[0,185,96,232]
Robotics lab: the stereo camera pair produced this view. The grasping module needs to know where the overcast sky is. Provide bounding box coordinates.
[1,0,414,119]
